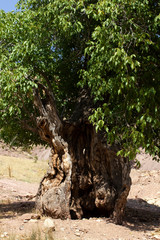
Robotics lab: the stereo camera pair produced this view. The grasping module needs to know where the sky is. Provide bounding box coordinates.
[0,0,18,12]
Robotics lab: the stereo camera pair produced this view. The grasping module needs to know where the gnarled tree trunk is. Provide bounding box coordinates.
[34,87,131,224]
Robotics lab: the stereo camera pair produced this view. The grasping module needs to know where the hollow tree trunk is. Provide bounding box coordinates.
[34,87,131,224]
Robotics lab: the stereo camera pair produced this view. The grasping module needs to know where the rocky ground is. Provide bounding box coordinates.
[0,143,160,240]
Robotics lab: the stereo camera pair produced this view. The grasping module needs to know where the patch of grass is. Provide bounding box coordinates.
[8,234,16,240]
[0,227,55,240]
[9,229,54,240]
[0,155,48,183]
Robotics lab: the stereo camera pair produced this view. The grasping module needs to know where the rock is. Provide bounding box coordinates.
[147,198,160,206]
[23,220,29,223]
[96,219,102,222]
[43,218,55,231]
[29,219,38,223]
[147,199,156,205]
[19,213,41,221]
[154,235,160,239]
[1,232,8,238]
[74,230,81,237]
[19,225,24,230]
[19,213,32,220]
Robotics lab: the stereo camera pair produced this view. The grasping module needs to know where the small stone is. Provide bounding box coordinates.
[19,225,24,230]
[74,232,81,237]
[147,199,156,205]
[1,233,8,238]
[154,235,160,239]
[96,219,102,222]
[43,218,55,231]
[19,213,32,220]
[23,220,28,223]
[29,219,38,223]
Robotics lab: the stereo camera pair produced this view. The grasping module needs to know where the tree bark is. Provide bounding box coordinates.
[34,87,131,224]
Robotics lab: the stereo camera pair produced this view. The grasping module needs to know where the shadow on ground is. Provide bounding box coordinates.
[0,201,35,219]
[124,198,160,232]
[0,197,160,235]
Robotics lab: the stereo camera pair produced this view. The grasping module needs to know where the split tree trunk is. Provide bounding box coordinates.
[34,87,131,224]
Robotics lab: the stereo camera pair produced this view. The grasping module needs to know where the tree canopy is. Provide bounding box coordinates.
[0,0,160,160]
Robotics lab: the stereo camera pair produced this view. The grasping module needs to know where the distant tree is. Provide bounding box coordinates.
[0,0,159,224]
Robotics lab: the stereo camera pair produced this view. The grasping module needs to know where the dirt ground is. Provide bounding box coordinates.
[0,144,160,240]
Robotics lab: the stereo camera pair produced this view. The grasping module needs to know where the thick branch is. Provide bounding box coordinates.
[34,84,62,127]
[33,84,67,152]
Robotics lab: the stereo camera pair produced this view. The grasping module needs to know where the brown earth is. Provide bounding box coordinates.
[0,144,160,240]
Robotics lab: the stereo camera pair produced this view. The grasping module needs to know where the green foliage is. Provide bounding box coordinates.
[0,0,160,160]
[81,0,160,160]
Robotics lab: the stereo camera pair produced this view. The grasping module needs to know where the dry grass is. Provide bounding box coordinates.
[0,228,55,240]
[0,155,48,183]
